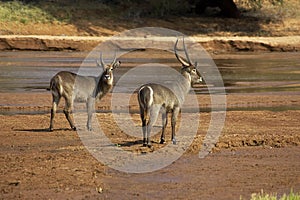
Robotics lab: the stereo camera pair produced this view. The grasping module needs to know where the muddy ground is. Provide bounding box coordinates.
[0,92,299,199]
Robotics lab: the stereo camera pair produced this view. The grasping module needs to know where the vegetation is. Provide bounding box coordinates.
[0,1,55,23]
[0,0,112,24]
[241,189,300,200]
[0,0,299,36]
[0,0,295,22]
[237,0,283,9]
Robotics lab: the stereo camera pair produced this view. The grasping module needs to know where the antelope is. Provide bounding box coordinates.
[49,53,121,131]
[137,38,202,147]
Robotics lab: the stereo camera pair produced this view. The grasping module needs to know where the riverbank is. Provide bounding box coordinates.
[1,35,299,52]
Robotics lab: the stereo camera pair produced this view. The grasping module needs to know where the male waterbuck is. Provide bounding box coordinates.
[49,53,121,131]
[138,38,202,147]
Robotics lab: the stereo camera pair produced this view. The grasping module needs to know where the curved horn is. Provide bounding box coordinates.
[100,52,106,67]
[182,37,192,65]
[174,38,190,66]
[111,51,117,65]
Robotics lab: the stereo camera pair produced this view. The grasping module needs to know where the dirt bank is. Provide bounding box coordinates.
[0,35,300,52]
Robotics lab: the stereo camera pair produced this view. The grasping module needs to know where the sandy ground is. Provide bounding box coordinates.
[0,92,299,199]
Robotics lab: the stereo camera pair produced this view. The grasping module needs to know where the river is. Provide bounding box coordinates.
[0,51,299,95]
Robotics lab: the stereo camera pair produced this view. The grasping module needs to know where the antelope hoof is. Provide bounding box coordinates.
[143,138,147,147]
[49,127,53,132]
[172,138,177,145]
[72,126,77,131]
[160,139,165,144]
[143,142,152,148]
[86,125,92,131]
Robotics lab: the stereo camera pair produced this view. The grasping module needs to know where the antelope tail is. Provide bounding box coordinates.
[49,75,63,95]
[138,86,154,115]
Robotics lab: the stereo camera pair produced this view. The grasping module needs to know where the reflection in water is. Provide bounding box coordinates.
[0,51,300,94]
[217,54,300,94]
[0,51,86,92]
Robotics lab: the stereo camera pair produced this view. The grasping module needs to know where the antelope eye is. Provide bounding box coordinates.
[192,69,196,73]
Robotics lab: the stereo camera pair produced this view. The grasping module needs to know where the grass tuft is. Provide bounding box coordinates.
[241,189,300,200]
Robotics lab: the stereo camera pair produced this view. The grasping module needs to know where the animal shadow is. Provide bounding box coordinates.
[119,140,143,147]
[119,139,160,147]
[14,128,72,132]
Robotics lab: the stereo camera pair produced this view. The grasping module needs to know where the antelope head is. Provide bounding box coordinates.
[174,38,202,85]
[96,52,121,83]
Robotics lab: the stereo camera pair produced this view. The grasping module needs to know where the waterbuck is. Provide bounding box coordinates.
[138,38,202,147]
[49,53,121,131]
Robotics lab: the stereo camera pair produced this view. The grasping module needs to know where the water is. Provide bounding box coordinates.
[0,51,85,92]
[0,51,300,94]
[216,53,300,94]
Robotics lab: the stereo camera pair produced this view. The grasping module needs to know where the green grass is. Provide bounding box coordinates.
[0,0,111,24]
[241,189,300,200]
[0,1,57,23]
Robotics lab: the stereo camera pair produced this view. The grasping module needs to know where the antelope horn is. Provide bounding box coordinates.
[174,38,191,67]
[111,51,117,65]
[182,37,192,65]
[100,52,106,67]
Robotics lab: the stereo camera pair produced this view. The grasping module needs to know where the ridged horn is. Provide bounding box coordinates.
[174,38,191,66]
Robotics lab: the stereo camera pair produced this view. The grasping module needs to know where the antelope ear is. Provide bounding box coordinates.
[181,65,190,71]
[112,61,121,69]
